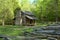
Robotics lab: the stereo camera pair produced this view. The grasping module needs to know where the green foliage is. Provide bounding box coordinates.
[20,0,31,11]
[0,0,20,25]
[0,0,59,24]
[31,0,59,22]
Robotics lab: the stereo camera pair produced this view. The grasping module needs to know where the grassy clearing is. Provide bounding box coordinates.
[0,24,48,36]
[0,25,34,36]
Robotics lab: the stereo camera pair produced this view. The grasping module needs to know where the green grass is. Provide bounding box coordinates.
[0,25,34,36]
[0,23,48,36]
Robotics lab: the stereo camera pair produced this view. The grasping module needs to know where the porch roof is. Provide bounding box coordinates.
[25,15,37,20]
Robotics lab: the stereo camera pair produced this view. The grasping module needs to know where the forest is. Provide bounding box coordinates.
[0,0,60,40]
[0,0,59,26]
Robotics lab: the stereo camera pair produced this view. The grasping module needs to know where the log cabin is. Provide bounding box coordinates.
[14,8,37,26]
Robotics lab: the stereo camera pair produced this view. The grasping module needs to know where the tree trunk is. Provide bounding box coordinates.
[55,0,58,23]
[2,19,5,26]
[41,6,44,23]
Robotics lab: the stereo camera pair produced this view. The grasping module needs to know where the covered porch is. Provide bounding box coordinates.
[25,15,36,26]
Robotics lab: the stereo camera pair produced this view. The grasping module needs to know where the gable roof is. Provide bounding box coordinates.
[21,11,34,16]
[21,11,37,20]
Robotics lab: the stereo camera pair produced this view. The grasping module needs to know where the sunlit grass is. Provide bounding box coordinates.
[0,25,34,36]
[0,23,48,36]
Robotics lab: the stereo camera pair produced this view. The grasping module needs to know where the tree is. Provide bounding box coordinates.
[19,0,31,11]
[55,0,58,23]
[0,0,20,26]
[31,0,59,23]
